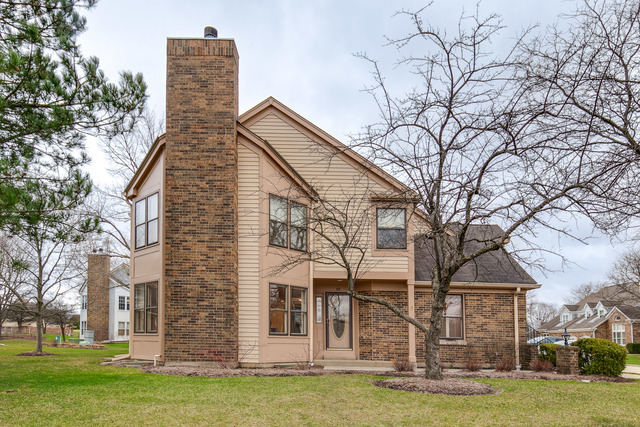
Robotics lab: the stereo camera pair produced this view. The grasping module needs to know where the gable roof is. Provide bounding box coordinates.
[414,224,537,286]
[239,97,415,197]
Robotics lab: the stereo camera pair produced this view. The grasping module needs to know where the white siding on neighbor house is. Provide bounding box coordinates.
[248,113,410,274]
[109,284,130,341]
[238,143,261,363]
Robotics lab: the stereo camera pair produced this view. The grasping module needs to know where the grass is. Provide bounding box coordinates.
[1,339,639,426]
[627,353,640,365]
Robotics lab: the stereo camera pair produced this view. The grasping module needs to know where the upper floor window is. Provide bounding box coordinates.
[134,282,158,334]
[376,208,406,249]
[269,195,307,251]
[118,295,130,311]
[135,193,159,249]
[81,294,87,310]
[441,294,463,339]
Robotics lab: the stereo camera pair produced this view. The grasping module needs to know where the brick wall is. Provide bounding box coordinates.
[164,37,239,362]
[414,291,525,367]
[87,253,110,342]
[358,291,409,361]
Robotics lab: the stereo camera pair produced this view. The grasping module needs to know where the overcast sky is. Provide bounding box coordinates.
[76,0,634,306]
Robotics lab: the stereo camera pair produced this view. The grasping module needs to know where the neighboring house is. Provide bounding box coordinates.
[1,321,70,336]
[124,30,539,367]
[79,251,130,342]
[538,285,640,345]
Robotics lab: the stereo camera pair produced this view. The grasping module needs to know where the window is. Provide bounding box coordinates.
[561,314,570,323]
[118,321,130,337]
[441,295,463,339]
[134,282,158,333]
[135,193,159,249]
[269,196,288,247]
[612,323,625,345]
[269,195,307,251]
[81,295,87,310]
[118,296,127,310]
[376,208,406,249]
[290,202,307,251]
[269,284,307,336]
[80,320,87,337]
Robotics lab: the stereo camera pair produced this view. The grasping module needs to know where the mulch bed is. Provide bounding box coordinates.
[46,343,107,350]
[15,351,58,356]
[129,364,634,396]
[375,377,497,395]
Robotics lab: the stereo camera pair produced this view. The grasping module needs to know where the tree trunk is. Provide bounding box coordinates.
[60,322,66,342]
[35,313,43,353]
[424,327,442,379]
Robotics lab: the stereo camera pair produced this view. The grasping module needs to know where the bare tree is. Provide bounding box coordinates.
[351,5,626,379]
[0,234,30,337]
[607,250,640,302]
[43,300,75,342]
[527,292,559,328]
[563,281,607,304]
[520,0,640,232]
[3,196,95,352]
[88,108,163,257]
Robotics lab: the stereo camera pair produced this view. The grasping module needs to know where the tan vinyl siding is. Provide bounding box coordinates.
[249,113,409,274]
[238,143,260,362]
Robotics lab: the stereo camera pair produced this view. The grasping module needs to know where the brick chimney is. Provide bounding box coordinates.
[163,29,239,362]
[87,251,110,342]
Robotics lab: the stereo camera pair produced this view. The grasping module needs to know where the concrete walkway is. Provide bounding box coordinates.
[622,364,640,380]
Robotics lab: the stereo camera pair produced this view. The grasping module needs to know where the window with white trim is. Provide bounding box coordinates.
[80,320,87,337]
[612,323,625,345]
[118,295,130,311]
[118,321,130,337]
[441,295,463,339]
[135,193,159,249]
[81,295,87,310]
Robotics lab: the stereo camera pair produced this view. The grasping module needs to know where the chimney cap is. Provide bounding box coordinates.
[204,26,218,39]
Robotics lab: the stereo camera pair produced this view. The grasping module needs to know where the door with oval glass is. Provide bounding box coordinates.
[325,292,352,349]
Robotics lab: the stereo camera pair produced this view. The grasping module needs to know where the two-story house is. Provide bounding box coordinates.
[124,30,539,367]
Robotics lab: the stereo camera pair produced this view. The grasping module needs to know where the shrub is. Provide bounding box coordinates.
[530,358,554,372]
[538,343,561,366]
[463,358,482,371]
[495,356,516,372]
[626,343,640,354]
[573,338,627,376]
[393,357,414,372]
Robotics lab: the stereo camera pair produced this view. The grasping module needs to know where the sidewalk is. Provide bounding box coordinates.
[622,364,640,380]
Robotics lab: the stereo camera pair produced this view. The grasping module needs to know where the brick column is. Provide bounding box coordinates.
[87,253,110,342]
[164,36,239,362]
[556,346,579,375]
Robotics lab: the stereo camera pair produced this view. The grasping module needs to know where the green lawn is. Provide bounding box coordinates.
[628,353,640,365]
[1,339,639,426]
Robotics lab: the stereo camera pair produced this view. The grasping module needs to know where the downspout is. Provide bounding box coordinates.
[514,288,520,366]
[308,211,314,366]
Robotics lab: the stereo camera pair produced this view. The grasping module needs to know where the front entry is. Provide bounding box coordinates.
[326,293,352,350]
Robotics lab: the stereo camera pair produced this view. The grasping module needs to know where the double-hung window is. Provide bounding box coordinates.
[134,282,158,333]
[612,323,625,345]
[118,321,130,337]
[118,295,130,311]
[81,295,87,310]
[441,295,463,339]
[376,208,406,249]
[269,284,308,336]
[135,193,159,249]
[269,195,307,251]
